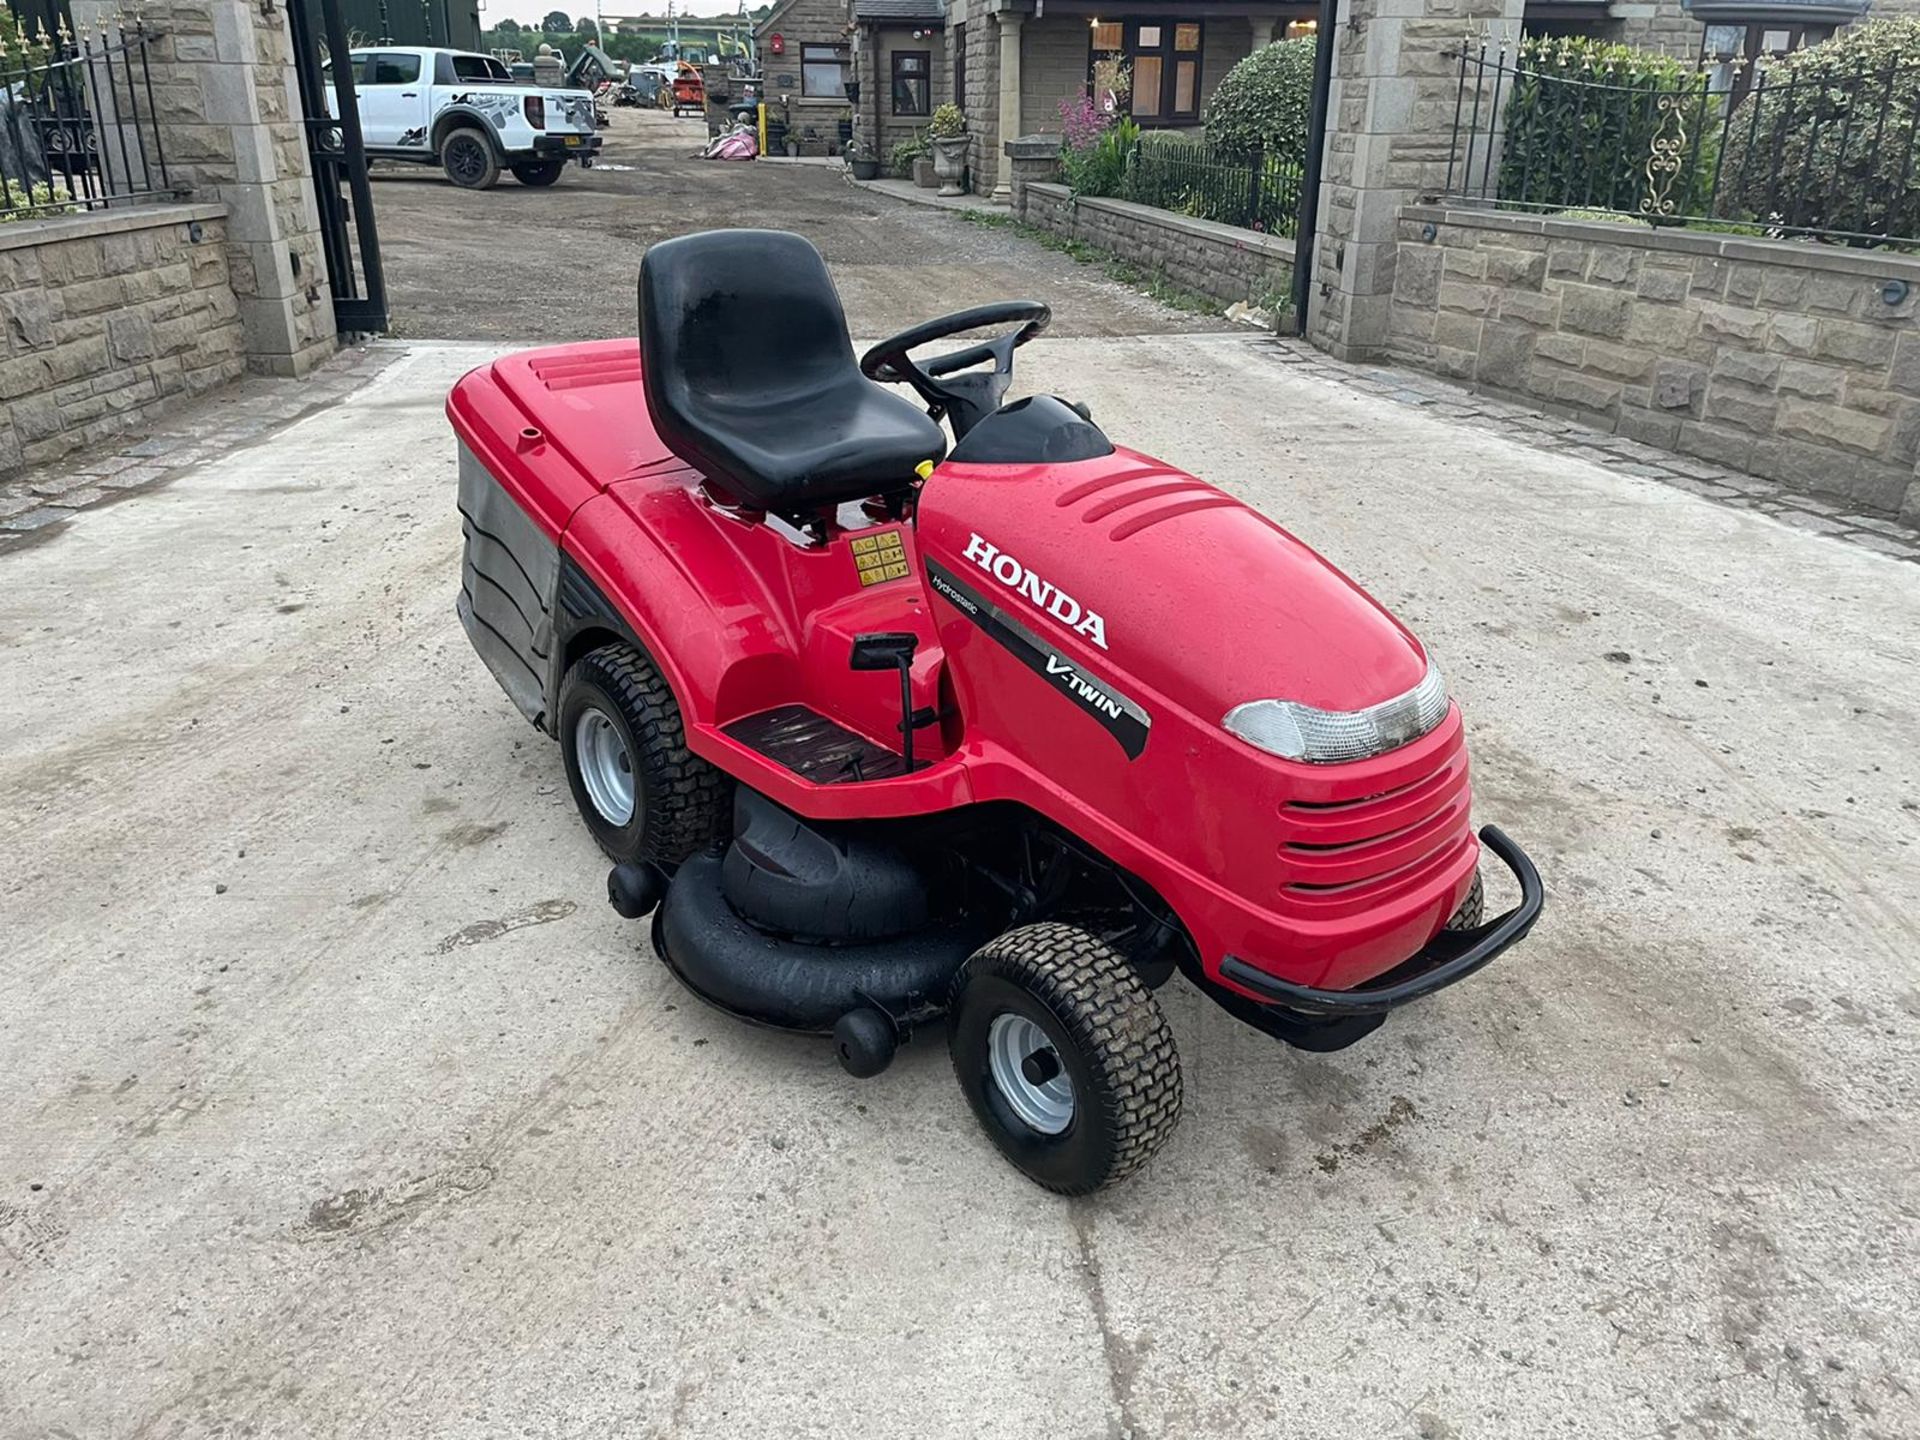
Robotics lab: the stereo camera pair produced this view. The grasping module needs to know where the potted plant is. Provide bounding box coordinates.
[927,103,968,196]
[846,140,881,182]
[837,109,855,145]
[889,132,930,183]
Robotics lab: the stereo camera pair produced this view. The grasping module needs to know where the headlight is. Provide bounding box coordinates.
[1224,659,1449,764]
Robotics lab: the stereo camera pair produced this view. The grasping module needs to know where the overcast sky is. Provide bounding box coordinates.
[481,0,758,24]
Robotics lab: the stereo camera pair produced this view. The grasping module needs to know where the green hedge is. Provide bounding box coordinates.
[1719,18,1920,243]
[1202,38,1317,164]
[1496,36,1719,220]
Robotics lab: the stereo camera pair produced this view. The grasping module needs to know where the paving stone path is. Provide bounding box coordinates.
[5,333,1914,565]
[0,344,398,553]
[1261,337,1920,563]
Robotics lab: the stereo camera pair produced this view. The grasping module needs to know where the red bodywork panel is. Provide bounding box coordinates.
[448,341,1479,994]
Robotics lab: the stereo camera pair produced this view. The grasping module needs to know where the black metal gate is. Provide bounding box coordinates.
[1289,0,1338,337]
[288,0,388,334]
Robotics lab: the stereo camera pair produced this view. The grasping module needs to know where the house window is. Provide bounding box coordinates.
[801,43,850,99]
[892,50,930,115]
[1090,18,1203,123]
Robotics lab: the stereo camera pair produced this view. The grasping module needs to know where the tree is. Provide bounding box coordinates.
[542,10,571,33]
[495,16,521,33]
[575,16,598,39]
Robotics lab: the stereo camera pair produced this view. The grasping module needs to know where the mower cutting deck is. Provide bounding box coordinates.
[447,230,1543,1194]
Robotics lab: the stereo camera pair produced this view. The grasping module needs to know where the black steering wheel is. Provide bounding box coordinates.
[860,301,1051,438]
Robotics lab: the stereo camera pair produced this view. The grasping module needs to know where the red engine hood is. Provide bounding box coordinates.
[916,447,1427,723]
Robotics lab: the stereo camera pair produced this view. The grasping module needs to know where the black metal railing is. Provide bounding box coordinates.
[1444,40,1920,248]
[1125,138,1303,237]
[0,15,171,221]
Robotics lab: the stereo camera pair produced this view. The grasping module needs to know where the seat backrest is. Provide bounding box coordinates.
[640,230,857,497]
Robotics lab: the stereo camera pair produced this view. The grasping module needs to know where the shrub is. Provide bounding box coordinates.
[928,102,966,139]
[1718,18,1920,244]
[1497,35,1719,220]
[889,132,927,178]
[1062,114,1137,198]
[0,179,74,220]
[1202,38,1317,164]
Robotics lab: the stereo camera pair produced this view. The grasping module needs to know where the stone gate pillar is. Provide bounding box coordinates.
[1306,0,1527,360]
[88,0,338,376]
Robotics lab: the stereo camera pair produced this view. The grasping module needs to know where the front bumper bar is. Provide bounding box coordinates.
[1219,825,1543,1019]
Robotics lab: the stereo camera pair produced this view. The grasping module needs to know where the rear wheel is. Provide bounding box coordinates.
[512,160,565,187]
[557,643,729,866]
[948,923,1182,1195]
[441,128,500,189]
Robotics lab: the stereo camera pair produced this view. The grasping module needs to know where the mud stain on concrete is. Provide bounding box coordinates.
[1314,1095,1418,1174]
[434,898,575,954]
[440,820,508,850]
[0,1200,70,1273]
[298,1162,495,1242]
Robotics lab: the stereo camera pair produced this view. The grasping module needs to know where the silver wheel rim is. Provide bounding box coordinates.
[574,708,636,826]
[987,1013,1075,1135]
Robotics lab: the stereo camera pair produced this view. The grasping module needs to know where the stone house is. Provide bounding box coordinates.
[943,0,1316,196]
[764,0,1317,190]
[1524,0,1919,60]
[757,0,860,154]
[848,0,952,164]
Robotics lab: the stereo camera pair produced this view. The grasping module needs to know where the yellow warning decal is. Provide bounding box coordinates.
[850,528,912,587]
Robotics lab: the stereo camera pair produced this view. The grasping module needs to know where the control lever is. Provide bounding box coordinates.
[849,632,921,772]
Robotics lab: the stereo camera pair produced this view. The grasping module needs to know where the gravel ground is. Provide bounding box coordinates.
[370,109,1228,342]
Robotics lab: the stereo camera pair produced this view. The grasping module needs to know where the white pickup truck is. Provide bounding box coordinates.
[325,46,602,190]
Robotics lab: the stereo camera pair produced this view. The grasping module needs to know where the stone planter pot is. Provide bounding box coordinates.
[930,134,969,196]
[913,156,937,188]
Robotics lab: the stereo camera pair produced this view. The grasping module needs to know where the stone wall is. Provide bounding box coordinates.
[1307,0,1529,360]
[0,205,244,474]
[1019,15,1089,135]
[1388,205,1920,521]
[107,0,336,375]
[1612,2,1703,59]
[948,0,1002,192]
[1017,181,1294,309]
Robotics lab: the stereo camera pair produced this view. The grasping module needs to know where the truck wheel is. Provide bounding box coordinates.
[1444,871,1485,930]
[511,160,565,187]
[557,643,729,867]
[948,923,1182,1196]
[441,128,500,190]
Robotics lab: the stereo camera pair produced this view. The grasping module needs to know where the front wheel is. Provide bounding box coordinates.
[441,128,500,189]
[948,923,1182,1195]
[556,643,729,867]
[511,160,565,187]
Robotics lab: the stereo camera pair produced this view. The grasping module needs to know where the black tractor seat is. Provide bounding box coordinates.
[639,230,948,513]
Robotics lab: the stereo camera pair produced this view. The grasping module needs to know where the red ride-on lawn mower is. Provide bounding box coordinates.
[448,231,1543,1194]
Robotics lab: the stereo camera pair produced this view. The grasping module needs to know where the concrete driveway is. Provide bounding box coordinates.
[2,331,1916,1440]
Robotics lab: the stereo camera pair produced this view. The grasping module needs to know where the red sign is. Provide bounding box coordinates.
[770,33,785,54]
